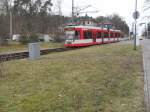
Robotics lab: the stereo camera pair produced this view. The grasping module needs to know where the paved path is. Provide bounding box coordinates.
[142,39,150,112]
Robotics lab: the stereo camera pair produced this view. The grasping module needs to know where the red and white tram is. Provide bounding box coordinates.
[64,25,122,47]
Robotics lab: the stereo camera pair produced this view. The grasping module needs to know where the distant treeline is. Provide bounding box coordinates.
[96,15,129,35]
[0,0,129,44]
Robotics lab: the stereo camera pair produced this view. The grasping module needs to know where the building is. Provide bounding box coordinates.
[98,22,116,30]
[79,18,98,26]
[65,15,97,27]
[65,15,117,30]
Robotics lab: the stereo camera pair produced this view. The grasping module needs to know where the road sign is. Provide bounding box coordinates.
[133,11,140,19]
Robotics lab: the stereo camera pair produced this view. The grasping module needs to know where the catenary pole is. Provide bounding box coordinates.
[134,0,137,50]
[72,0,74,19]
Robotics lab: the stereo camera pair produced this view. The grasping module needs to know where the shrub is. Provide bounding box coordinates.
[29,35,39,43]
[20,34,39,45]
[0,37,8,46]
[53,34,65,43]
[19,35,29,45]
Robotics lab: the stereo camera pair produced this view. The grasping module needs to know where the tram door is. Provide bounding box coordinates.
[101,31,104,44]
[93,32,96,43]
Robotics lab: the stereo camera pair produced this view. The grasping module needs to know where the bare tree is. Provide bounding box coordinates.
[0,0,9,14]
[0,0,67,44]
[0,0,10,45]
[56,0,62,16]
[96,14,129,35]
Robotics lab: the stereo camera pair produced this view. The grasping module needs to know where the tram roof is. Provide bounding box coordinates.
[65,25,121,32]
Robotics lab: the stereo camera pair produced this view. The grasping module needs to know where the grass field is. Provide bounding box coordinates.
[0,43,145,112]
[0,42,64,53]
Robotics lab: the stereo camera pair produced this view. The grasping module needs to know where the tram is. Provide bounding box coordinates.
[64,25,122,47]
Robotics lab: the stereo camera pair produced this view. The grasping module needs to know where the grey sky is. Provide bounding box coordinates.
[52,0,145,27]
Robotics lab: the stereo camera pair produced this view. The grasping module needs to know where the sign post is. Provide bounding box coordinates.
[133,0,140,50]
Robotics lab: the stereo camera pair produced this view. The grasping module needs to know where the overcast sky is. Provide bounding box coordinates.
[52,0,145,28]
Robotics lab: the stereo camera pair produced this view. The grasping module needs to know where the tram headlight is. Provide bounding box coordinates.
[66,40,73,44]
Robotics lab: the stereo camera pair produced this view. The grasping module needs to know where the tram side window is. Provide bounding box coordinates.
[84,31,92,39]
[115,33,118,38]
[117,33,119,38]
[113,33,115,38]
[75,31,80,39]
[104,32,109,38]
[96,32,102,38]
[110,33,113,38]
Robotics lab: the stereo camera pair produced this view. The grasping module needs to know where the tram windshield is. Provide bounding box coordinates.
[65,31,75,40]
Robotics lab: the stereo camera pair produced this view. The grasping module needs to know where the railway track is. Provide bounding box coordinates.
[0,47,76,62]
[0,39,128,62]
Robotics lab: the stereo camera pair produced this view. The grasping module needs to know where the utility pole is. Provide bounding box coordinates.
[134,0,137,50]
[144,23,148,38]
[147,24,149,38]
[132,0,140,49]
[57,0,62,16]
[72,0,74,19]
[10,9,12,40]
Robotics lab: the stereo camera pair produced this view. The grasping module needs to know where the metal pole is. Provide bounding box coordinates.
[134,0,137,50]
[129,30,130,40]
[134,21,137,50]
[145,24,147,38]
[10,10,12,40]
[145,24,146,38]
[72,0,74,19]
[102,23,104,43]
[147,24,149,39]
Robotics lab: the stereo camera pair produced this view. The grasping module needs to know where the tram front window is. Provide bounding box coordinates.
[66,31,75,40]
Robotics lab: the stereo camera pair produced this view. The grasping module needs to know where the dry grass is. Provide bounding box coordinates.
[0,62,6,78]
[0,63,2,77]
[0,43,145,112]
